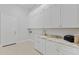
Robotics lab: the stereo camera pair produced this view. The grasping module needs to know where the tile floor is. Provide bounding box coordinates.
[0,41,40,55]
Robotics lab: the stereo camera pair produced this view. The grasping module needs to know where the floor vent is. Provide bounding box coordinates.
[2,43,16,47]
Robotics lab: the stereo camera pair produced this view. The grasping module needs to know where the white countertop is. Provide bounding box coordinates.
[41,36,79,49]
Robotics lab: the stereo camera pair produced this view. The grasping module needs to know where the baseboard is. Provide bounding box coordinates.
[2,43,16,47]
[0,39,33,47]
[15,39,34,44]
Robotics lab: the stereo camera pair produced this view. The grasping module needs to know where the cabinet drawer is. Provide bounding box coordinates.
[58,44,79,55]
[46,40,59,55]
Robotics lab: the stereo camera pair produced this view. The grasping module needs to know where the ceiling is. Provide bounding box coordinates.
[0,4,41,16]
[17,4,41,14]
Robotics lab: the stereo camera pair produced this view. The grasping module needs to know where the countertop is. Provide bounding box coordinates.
[41,36,79,49]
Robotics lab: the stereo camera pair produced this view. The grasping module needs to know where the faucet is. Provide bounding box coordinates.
[28,28,32,34]
[42,29,47,36]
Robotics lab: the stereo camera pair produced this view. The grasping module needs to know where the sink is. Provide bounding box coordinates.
[43,35,63,39]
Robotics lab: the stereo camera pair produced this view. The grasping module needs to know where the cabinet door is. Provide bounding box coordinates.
[46,40,59,55]
[76,5,79,27]
[29,13,43,28]
[58,44,79,55]
[29,5,49,28]
[42,5,60,28]
[34,36,43,54]
[34,37,46,54]
[42,38,46,54]
[61,5,78,28]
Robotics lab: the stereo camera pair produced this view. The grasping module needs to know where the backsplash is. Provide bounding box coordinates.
[29,28,79,37]
[27,28,79,42]
[45,28,79,36]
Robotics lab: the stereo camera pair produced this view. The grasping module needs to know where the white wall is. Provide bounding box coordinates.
[0,5,29,44]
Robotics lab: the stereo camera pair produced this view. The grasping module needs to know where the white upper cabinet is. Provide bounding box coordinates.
[28,5,48,28]
[76,5,79,27]
[28,5,60,28]
[41,5,60,28]
[29,4,79,28]
[61,5,78,28]
[28,11,44,28]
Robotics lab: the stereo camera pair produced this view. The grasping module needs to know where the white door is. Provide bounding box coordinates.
[61,5,78,28]
[1,13,17,45]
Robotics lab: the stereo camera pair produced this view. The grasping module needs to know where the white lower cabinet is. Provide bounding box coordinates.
[35,37,46,54]
[35,37,60,55]
[35,38,42,53]
[45,40,59,55]
[58,44,79,55]
[35,37,79,55]
[42,39,46,54]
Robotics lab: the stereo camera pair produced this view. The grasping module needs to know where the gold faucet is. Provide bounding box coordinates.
[42,29,47,36]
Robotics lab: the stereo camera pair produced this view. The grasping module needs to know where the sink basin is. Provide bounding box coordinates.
[43,35,63,39]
